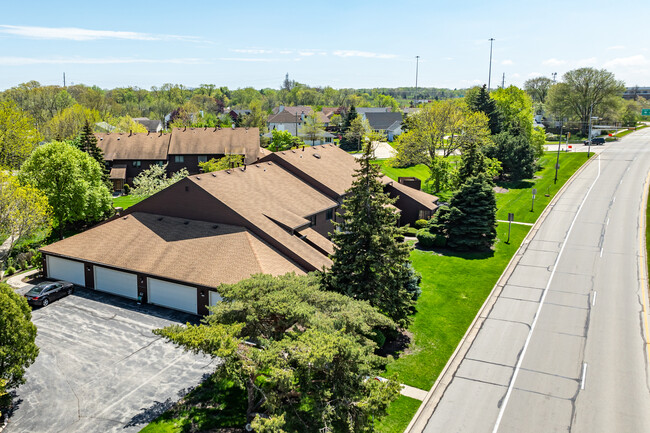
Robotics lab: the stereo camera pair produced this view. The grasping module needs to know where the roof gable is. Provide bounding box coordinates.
[96,132,170,161]
[168,127,261,164]
[365,112,403,130]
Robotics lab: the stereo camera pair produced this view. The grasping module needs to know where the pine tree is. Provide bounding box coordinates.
[444,173,497,251]
[466,84,501,134]
[320,143,420,327]
[79,121,110,186]
[458,139,486,180]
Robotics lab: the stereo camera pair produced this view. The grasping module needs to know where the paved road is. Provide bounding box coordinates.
[409,129,650,432]
[5,287,212,433]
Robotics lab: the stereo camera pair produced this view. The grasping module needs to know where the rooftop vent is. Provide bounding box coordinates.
[291,149,296,153]
[196,176,201,180]
[231,124,235,130]
[256,164,260,168]
[122,215,128,220]
[267,162,272,165]
[157,217,164,221]
[313,153,321,159]
[211,173,217,177]
[184,221,189,225]
[117,137,120,140]
[212,225,219,229]
[226,170,231,174]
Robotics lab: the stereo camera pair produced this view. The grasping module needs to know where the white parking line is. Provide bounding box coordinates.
[581,363,588,390]
[592,291,597,306]
[492,155,601,433]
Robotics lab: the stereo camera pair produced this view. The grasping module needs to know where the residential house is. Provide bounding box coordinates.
[133,117,164,133]
[364,112,404,141]
[40,144,437,315]
[357,107,392,116]
[272,105,314,116]
[268,110,305,135]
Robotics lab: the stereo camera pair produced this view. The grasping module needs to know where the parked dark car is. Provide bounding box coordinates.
[584,137,606,145]
[24,281,75,307]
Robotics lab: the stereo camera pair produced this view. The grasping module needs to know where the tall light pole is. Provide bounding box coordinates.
[488,38,495,92]
[415,55,420,106]
[554,118,563,184]
[587,104,597,159]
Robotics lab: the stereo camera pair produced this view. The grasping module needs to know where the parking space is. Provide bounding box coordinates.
[6,286,213,433]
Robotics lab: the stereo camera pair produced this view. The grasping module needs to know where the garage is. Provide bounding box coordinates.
[94,266,138,299]
[47,255,85,286]
[208,291,222,313]
[148,278,197,314]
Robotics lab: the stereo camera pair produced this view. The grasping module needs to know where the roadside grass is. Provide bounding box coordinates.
[375,395,422,433]
[495,152,590,224]
[113,195,147,209]
[139,375,247,433]
[617,124,648,139]
[384,223,530,391]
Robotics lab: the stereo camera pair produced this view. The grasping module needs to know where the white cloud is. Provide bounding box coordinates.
[604,55,648,68]
[218,57,297,63]
[332,50,396,59]
[0,56,207,66]
[542,58,566,66]
[231,48,273,54]
[575,57,597,66]
[0,24,201,42]
[527,72,542,78]
[501,59,513,65]
[511,73,521,78]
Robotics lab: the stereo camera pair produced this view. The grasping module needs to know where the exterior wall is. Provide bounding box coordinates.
[309,209,336,238]
[269,122,300,135]
[111,159,165,185]
[385,185,433,226]
[398,177,422,190]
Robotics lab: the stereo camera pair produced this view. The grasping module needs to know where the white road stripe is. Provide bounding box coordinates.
[581,363,588,390]
[492,155,601,433]
[607,218,610,226]
[600,247,604,257]
[592,291,597,306]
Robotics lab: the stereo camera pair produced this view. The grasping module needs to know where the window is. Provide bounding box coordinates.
[418,210,431,220]
[174,155,184,163]
[310,214,317,226]
[326,208,333,220]
[132,160,141,167]
[198,155,208,163]
[157,161,164,166]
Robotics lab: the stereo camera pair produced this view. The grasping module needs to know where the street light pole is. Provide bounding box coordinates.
[488,38,495,92]
[587,104,594,158]
[415,55,420,106]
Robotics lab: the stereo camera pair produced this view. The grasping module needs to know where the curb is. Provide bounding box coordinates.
[404,153,597,433]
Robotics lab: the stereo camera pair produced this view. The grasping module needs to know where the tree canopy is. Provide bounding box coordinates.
[299,112,325,145]
[0,100,42,169]
[0,282,39,399]
[0,172,52,261]
[547,68,625,135]
[18,141,112,237]
[131,163,188,196]
[155,273,400,433]
[321,143,421,327]
[198,154,244,173]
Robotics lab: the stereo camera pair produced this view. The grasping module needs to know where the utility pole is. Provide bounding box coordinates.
[501,73,505,89]
[554,119,563,184]
[63,72,66,87]
[415,55,420,106]
[552,72,557,83]
[487,38,495,92]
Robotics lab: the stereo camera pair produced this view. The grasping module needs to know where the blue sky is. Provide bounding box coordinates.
[1,0,648,91]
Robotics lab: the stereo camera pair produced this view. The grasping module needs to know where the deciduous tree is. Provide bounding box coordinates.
[0,172,52,262]
[547,68,625,135]
[131,163,188,196]
[524,76,553,104]
[484,132,536,180]
[44,103,100,140]
[299,112,325,145]
[0,282,39,401]
[199,154,244,172]
[321,143,421,327]
[0,100,42,169]
[18,141,112,238]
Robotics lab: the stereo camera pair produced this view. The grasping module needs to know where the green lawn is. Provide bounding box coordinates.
[112,195,147,209]
[375,395,422,433]
[495,152,590,224]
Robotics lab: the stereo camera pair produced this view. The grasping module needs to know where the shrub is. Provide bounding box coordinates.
[31,252,42,270]
[414,219,429,229]
[416,229,437,248]
[5,266,16,276]
[123,184,130,195]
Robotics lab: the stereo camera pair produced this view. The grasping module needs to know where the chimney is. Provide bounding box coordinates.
[129,130,132,136]
[231,124,235,130]
[147,130,150,136]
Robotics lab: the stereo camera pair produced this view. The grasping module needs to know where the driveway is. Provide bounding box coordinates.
[5,286,213,433]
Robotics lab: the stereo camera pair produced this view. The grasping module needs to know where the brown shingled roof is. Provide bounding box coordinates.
[188,163,336,270]
[382,177,439,210]
[109,164,127,180]
[96,132,170,161]
[264,144,361,196]
[40,212,303,289]
[268,110,302,124]
[168,127,261,164]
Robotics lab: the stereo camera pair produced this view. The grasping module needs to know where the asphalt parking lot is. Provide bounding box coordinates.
[5,286,213,433]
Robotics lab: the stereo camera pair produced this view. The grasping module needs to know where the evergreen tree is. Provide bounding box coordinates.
[442,173,497,251]
[458,139,487,180]
[79,121,110,186]
[320,143,420,327]
[466,84,502,134]
[342,104,357,133]
[484,131,536,180]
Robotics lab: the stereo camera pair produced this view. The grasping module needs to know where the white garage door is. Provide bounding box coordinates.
[94,266,138,299]
[47,256,85,286]
[148,278,197,314]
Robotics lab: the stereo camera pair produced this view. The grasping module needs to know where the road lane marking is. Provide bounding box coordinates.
[581,363,588,390]
[639,169,650,367]
[492,155,601,433]
[613,197,616,203]
[607,218,610,226]
[592,291,597,306]
[600,247,603,258]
